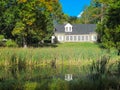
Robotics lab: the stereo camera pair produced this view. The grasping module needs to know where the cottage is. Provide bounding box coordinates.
[52,23,97,43]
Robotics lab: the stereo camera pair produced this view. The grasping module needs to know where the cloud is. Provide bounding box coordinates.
[77,11,83,18]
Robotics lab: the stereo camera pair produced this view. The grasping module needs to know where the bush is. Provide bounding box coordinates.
[0,35,5,47]
[49,79,69,90]
[5,39,18,47]
[24,82,37,90]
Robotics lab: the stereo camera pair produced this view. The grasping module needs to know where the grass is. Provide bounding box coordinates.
[0,42,120,90]
[0,42,119,76]
[0,42,118,61]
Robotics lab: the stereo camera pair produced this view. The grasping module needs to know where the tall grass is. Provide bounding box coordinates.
[0,42,119,90]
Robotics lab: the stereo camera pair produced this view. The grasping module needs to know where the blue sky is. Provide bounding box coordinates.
[59,0,91,17]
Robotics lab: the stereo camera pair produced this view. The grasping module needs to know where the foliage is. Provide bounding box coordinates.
[0,35,5,46]
[0,0,67,47]
[0,35,4,40]
[52,0,68,24]
[68,16,81,24]
[89,55,110,82]
[5,39,18,47]
[96,0,120,55]
[49,79,69,90]
[78,0,102,24]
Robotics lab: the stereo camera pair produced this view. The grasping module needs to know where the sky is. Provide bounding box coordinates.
[59,0,91,17]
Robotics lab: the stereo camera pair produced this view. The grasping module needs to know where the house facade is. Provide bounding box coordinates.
[52,23,97,43]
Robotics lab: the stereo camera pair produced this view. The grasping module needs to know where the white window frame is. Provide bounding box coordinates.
[66,27,68,32]
[92,35,97,41]
[58,36,63,41]
[69,27,71,31]
[73,36,77,41]
[81,35,84,41]
[78,36,81,41]
[65,26,72,32]
[65,35,69,41]
[85,35,89,41]
[70,36,72,41]
[65,23,73,32]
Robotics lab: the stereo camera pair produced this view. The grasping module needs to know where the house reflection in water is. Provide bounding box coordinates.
[65,74,73,81]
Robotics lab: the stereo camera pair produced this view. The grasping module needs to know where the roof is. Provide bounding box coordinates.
[54,24,96,35]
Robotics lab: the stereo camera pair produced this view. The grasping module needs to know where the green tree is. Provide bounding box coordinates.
[0,0,17,38]
[96,0,120,55]
[68,16,81,24]
[0,35,5,46]
[52,0,69,25]
[79,0,106,24]
[0,0,63,47]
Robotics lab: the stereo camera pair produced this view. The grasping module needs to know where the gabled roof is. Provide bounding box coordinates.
[65,23,72,27]
[55,24,96,35]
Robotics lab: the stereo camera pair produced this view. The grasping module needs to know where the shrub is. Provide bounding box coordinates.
[0,35,5,47]
[24,82,37,90]
[5,39,18,47]
[49,79,69,90]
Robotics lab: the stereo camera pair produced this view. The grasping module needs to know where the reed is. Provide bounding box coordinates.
[0,42,119,90]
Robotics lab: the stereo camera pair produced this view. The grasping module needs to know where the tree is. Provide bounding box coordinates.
[68,16,81,24]
[0,0,65,47]
[96,0,120,55]
[79,0,106,24]
[52,0,69,25]
[0,0,17,39]
[13,0,55,47]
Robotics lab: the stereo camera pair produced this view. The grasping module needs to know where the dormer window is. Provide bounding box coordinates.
[65,23,72,32]
[66,27,68,31]
[69,27,72,31]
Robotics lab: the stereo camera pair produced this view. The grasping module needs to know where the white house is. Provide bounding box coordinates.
[52,23,97,43]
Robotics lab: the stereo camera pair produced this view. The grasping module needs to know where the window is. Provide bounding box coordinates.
[85,36,89,41]
[70,36,72,41]
[82,36,84,41]
[58,36,63,41]
[69,27,72,32]
[94,36,97,40]
[65,23,72,32]
[66,27,68,32]
[65,27,72,32]
[92,35,97,41]
[78,36,81,41]
[74,36,77,41]
[66,36,69,41]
